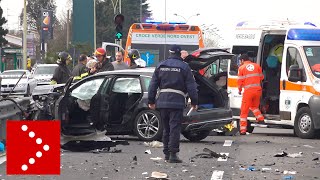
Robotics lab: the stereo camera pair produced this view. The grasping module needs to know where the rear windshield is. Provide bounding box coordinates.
[131,44,198,67]
[230,46,259,76]
[34,66,57,75]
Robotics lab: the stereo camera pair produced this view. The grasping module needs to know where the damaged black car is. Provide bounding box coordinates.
[31,50,234,142]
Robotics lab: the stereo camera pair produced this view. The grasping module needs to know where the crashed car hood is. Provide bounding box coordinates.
[185,51,234,71]
[32,84,65,95]
[1,78,29,85]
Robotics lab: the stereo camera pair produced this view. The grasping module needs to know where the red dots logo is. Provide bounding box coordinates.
[6,121,60,175]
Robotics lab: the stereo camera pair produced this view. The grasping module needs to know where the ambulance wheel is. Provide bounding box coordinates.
[294,107,316,139]
[134,110,163,141]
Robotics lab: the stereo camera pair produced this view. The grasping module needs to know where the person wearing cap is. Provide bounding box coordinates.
[237,53,265,135]
[148,45,198,163]
[72,54,88,82]
[50,51,72,84]
[94,47,114,73]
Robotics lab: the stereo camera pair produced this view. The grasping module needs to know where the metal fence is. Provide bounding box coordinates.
[0,97,31,142]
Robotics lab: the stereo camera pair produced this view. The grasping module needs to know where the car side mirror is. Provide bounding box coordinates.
[288,65,302,82]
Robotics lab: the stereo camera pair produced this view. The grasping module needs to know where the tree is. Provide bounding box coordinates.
[0,0,8,47]
[96,0,151,47]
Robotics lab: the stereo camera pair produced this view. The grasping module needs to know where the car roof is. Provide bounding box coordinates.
[94,67,155,77]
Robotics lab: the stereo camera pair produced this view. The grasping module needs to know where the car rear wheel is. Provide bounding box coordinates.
[182,130,211,142]
[134,110,163,141]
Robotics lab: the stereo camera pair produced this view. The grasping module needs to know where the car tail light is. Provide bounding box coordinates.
[192,51,201,57]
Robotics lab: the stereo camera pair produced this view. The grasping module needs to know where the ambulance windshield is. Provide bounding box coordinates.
[303,46,320,78]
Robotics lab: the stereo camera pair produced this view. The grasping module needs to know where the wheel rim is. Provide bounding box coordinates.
[137,112,159,139]
[298,113,312,133]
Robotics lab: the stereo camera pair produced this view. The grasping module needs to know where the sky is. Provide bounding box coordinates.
[1,0,320,47]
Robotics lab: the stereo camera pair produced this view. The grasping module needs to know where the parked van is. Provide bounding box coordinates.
[228,20,320,138]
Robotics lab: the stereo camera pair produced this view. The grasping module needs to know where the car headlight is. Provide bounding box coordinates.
[16,83,26,88]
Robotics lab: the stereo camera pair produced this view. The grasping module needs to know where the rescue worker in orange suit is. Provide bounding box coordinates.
[237,54,265,135]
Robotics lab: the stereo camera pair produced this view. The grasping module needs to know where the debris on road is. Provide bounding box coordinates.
[145,149,152,154]
[150,171,168,179]
[261,167,272,172]
[61,140,129,152]
[264,162,276,166]
[182,169,188,172]
[133,156,137,161]
[287,152,303,158]
[274,151,288,157]
[191,148,229,159]
[150,157,162,161]
[312,157,319,161]
[256,140,271,144]
[274,151,303,158]
[283,176,294,180]
[144,141,163,148]
[142,172,148,175]
[303,145,314,148]
[283,170,297,175]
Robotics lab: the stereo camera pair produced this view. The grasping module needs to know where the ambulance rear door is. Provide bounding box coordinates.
[228,29,262,119]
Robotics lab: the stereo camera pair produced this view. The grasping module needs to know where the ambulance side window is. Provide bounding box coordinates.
[286,47,306,82]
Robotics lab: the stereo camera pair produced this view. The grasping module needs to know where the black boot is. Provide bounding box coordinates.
[169,152,182,163]
[164,154,170,161]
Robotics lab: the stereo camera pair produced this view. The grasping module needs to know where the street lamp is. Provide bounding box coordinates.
[173,13,200,23]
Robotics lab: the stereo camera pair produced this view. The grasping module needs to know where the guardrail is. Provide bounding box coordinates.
[0,97,31,143]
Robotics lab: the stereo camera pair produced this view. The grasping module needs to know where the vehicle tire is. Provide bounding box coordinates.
[134,110,163,141]
[32,110,52,120]
[294,107,316,139]
[182,130,211,142]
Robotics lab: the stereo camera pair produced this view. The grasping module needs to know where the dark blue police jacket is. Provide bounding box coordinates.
[148,55,198,109]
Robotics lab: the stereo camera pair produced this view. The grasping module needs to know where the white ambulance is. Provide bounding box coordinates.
[228,20,320,138]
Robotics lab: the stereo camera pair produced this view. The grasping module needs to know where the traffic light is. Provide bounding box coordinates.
[114,14,124,40]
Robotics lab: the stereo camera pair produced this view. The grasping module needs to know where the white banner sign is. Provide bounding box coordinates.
[132,33,199,45]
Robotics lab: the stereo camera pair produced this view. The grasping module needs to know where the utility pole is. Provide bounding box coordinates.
[66,10,70,50]
[22,0,27,70]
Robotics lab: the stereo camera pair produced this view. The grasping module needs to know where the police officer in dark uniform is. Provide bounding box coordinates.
[50,51,72,84]
[148,45,198,163]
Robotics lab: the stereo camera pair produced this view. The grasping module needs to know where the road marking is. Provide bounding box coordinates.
[0,156,6,165]
[210,170,224,180]
[218,153,229,161]
[223,140,233,147]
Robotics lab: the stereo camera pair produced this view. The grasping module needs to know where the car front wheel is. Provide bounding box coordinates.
[134,110,163,141]
[182,130,211,142]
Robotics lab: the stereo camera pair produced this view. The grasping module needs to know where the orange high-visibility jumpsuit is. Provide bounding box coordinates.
[238,61,264,134]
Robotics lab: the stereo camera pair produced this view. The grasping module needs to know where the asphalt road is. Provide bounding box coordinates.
[0,127,319,180]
